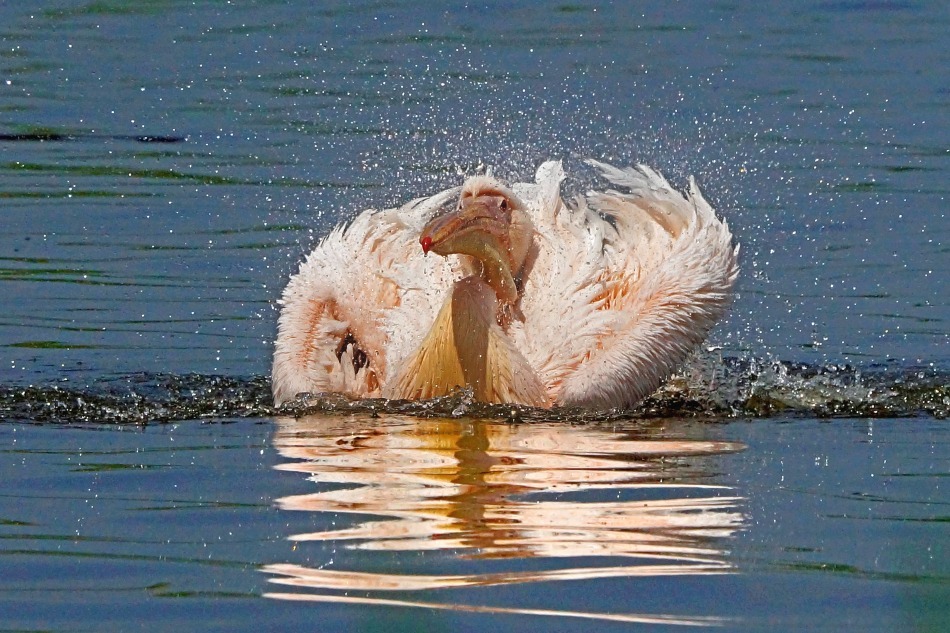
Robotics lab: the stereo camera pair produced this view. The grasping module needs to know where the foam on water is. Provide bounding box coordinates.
[1,356,945,425]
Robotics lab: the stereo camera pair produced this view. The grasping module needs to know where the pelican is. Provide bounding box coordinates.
[272,160,738,409]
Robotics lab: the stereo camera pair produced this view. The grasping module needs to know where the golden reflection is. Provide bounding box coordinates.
[263,414,745,625]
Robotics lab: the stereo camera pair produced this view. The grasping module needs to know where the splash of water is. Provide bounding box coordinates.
[0,356,945,424]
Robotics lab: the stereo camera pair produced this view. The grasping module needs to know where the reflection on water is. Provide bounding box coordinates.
[263,414,745,625]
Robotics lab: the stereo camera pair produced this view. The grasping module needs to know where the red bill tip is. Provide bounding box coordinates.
[420,236,433,254]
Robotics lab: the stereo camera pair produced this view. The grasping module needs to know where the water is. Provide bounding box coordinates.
[2,416,947,631]
[0,1,947,630]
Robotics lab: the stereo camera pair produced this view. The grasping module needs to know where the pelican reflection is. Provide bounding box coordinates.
[263,414,745,625]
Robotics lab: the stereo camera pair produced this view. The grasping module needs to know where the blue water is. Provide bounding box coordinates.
[0,1,947,631]
[2,416,946,631]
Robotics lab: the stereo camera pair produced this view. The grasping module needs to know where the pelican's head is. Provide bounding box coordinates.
[419,175,531,305]
[420,176,520,257]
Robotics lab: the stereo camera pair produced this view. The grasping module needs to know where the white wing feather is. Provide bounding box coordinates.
[543,160,738,408]
[272,190,459,404]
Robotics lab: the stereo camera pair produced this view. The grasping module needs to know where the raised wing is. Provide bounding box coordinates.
[271,187,459,405]
[515,160,739,409]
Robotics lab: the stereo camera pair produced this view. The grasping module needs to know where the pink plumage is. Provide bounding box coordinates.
[272,160,739,409]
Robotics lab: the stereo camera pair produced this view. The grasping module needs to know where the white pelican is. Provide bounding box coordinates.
[272,160,738,409]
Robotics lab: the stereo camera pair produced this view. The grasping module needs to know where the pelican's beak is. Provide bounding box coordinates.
[419,195,511,260]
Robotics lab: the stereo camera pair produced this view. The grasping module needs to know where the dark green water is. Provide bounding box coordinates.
[0,1,947,630]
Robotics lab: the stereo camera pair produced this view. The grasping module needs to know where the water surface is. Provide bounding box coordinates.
[2,415,947,631]
[0,1,947,631]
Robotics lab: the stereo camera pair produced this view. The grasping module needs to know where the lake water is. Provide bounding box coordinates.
[0,1,947,631]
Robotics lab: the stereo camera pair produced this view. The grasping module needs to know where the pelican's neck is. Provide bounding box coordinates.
[387,276,548,407]
[448,276,547,406]
[386,276,496,402]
